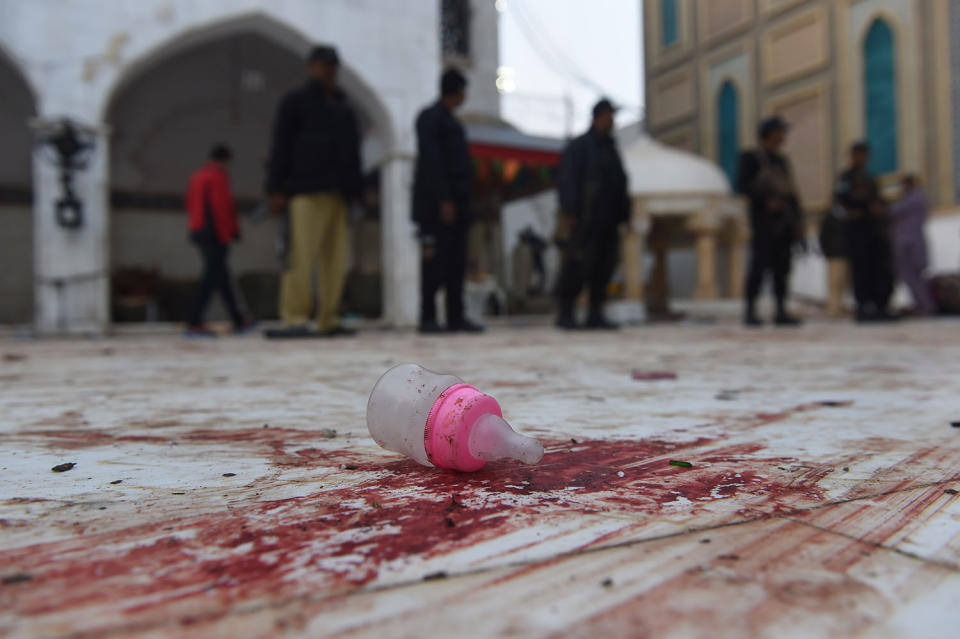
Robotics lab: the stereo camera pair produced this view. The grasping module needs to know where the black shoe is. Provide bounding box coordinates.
[856,306,897,324]
[774,313,802,327]
[264,325,322,339]
[585,316,619,330]
[320,325,357,337]
[449,319,485,334]
[233,317,259,335]
[556,314,579,330]
[744,314,764,327]
[418,320,447,335]
[874,309,900,323]
[185,324,218,338]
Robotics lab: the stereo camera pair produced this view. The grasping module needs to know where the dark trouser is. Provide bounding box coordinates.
[846,218,893,314]
[189,239,243,327]
[745,227,793,316]
[556,226,619,320]
[420,221,468,327]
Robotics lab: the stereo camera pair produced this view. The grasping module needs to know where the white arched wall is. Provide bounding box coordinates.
[1,1,436,332]
[98,12,397,157]
[0,44,38,325]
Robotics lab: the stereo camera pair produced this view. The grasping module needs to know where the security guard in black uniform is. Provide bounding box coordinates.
[412,68,483,334]
[737,116,805,327]
[555,98,629,330]
[835,141,896,322]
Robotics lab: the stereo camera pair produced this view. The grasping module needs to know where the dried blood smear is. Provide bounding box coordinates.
[0,434,837,627]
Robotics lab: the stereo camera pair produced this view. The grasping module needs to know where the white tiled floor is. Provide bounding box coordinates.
[1,319,959,637]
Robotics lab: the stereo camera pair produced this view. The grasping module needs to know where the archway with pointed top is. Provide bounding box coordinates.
[100,11,396,324]
[0,44,37,324]
[100,12,395,150]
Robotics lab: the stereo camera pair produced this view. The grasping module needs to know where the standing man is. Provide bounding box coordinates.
[412,68,482,334]
[737,116,804,327]
[554,98,629,330]
[891,175,934,315]
[184,143,253,337]
[266,45,362,338]
[835,142,895,321]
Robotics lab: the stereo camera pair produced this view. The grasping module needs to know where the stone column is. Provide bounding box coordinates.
[727,212,750,299]
[689,205,720,300]
[379,152,419,328]
[32,121,110,335]
[622,197,648,301]
[646,219,671,315]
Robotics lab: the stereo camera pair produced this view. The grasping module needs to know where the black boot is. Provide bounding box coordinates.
[418,318,446,334]
[585,308,619,330]
[556,301,578,330]
[449,318,485,333]
[744,300,763,327]
[774,300,802,327]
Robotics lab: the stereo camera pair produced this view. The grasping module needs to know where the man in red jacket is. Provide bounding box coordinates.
[184,144,251,336]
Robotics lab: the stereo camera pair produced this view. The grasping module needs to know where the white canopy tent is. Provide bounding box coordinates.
[618,134,748,317]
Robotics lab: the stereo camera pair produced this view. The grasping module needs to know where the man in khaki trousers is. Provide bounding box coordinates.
[265,46,362,338]
[820,204,849,318]
[281,193,348,332]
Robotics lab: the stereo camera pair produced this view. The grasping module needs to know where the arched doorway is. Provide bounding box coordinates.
[863,18,898,176]
[716,80,740,188]
[102,14,393,325]
[0,48,36,325]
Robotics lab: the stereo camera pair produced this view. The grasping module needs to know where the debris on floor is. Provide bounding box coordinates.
[631,370,677,381]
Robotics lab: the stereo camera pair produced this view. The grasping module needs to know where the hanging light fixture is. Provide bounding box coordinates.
[34,118,96,229]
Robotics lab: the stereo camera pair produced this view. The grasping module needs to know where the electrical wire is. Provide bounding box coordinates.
[508,1,641,113]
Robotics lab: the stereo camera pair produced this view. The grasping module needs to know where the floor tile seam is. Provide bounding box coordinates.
[787,517,960,573]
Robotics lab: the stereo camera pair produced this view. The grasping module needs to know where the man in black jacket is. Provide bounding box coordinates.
[266,45,362,338]
[835,141,896,322]
[554,98,629,330]
[412,68,482,334]
[737,116,804,327]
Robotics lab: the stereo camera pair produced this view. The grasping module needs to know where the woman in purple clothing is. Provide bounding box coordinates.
[891,175,935,314]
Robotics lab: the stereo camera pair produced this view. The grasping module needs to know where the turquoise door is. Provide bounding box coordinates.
[717,81,739,187]
[661,0,678,47]
[863,19,898,174]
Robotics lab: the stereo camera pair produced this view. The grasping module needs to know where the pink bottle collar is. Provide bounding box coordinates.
[424,383,502,472]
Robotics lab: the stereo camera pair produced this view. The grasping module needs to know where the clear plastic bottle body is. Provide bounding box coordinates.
[366,364,462,466]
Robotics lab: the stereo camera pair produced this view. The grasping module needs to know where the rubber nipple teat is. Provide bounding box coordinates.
[468,413,544,465]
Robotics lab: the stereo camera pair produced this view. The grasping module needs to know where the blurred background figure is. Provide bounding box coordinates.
[413,68,483,335]
[517,226,548,297]
[184,144,253,337]
[737,117,804,327]
[554,98,628,330]
[265,45,361,338]
[819,202,849,318]
[835,142,896,322]
[891,174,935,315]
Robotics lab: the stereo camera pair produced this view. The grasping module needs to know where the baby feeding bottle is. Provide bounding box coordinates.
[366,364,544,472]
